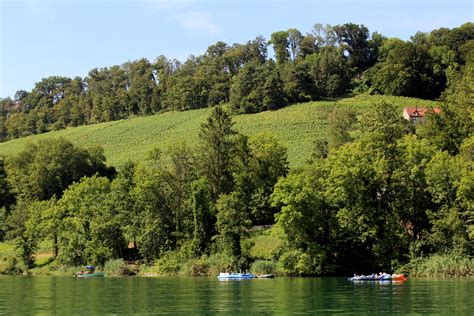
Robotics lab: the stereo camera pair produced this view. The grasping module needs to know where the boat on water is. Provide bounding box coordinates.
[257,274,275,278]
[76,272,105,278]
[75,265,105,278]
[217,272,256,280]
[348,273,407,282]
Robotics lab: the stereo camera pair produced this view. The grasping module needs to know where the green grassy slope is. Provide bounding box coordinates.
[0,95,438,169]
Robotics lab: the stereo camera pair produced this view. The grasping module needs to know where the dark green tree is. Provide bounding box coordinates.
[110,161,138,250]
[270,31,290,65]
[126,58,157,115]
[245,133,289,225]
[425,151,472,254]
[280,62,316,103]
[299,34,318,59]
[198,107,237,200]
[230,61,267,113]
[262,65,287,110]
[164,143,197,242]
[0,157,13,240]
[130,164,174,262]
[392,135,437,248]
[162,56,208,110]
[333,23,371,71]
[307,46,350,97]
[369,41,439,98]
[191,178,214,255]
[272,169,338,275]
[57,175,125,265]
[0,157,13,209]
[6,138,113,201]
[216,192,251,258]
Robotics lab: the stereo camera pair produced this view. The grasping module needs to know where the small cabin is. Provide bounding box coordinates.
[403,107,441,123]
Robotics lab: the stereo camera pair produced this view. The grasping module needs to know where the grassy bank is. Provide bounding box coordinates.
[0,242,19,274]
[3,242,472,278]
[0,228,287,277]
[404,253,473,278]
[0,95,438,169]
[138,227,287,277]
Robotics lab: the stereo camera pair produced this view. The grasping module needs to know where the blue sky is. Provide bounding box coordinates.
[0,0,472,98]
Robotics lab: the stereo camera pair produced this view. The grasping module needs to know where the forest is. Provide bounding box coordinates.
[0,22,473,277]
[0,22,473,141]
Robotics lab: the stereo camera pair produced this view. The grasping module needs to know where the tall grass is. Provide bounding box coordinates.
[244,229,286,260]
[138,250,237,277]
[104,259,139,276]
[0,242,15,259]
[0,95,438,169]
[406,253,473,278]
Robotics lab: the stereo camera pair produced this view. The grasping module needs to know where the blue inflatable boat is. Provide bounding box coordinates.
[217,272,256,280]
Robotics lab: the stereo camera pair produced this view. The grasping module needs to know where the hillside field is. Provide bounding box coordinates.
[0,95,438,169]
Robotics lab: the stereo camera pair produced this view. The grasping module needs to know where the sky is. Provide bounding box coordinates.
[0,0,472,98]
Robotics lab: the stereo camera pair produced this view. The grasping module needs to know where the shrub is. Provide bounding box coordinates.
[242,226,287,262]
[205,253,237,276]
[180,257,210,277]
[104,259,138,276]
[250,260,275,275]
[152,251,182,276]
[276,249,315,276]
[0,257,18,274]
[246,233,285,260]
[0,257,31,275]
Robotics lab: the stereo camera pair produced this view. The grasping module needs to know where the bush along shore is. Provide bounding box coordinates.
[1,229,473,278]
[2,252,473,279]
[403,253,473,278]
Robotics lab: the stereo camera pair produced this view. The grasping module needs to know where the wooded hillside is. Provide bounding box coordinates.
[1,22,472,142]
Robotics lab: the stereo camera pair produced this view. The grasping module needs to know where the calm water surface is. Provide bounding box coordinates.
[0,276,472,314]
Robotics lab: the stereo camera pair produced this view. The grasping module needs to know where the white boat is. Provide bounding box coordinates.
[217,272,256,280]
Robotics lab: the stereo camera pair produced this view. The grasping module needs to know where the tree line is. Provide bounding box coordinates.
[0,58,472,273]
[0,22,472,142]
[0,107,289,268]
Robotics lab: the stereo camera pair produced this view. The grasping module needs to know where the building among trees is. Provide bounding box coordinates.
[403,106,441,123]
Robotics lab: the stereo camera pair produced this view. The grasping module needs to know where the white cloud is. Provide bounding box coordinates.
[174,11,221,35]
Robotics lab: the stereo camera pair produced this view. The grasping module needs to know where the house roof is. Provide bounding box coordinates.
[403,107,441,118]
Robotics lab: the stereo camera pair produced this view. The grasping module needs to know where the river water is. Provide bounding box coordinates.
[0,276,472,314]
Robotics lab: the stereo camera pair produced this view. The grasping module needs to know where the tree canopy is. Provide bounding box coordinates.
[1,22,472,143]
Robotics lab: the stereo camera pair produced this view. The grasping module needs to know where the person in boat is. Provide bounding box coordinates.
[78,265,95,275]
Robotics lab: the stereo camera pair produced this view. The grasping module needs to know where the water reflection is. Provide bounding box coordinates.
[0,276,472,314]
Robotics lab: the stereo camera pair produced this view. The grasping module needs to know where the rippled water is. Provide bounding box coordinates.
[0,276,472,314]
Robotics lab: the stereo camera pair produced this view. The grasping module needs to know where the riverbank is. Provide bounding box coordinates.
[2,257,473,279]
[2,241,472,278]
[403,253,473,278]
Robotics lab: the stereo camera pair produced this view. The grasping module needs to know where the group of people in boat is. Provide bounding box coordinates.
[350,272,407,281]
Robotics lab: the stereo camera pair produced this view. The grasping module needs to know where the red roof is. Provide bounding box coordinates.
[403,107,441,118]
